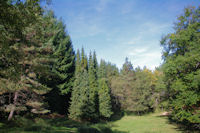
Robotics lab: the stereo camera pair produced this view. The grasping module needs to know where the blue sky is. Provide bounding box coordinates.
[50,0,200,70]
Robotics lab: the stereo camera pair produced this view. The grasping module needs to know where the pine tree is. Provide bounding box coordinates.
[98,60,107,79]
[93,51,98,76]
[69,49,91,121]
[75,49,81,74]
[88,52,98,120]
[52,23,75,95]
[42,11,75,114]
[79,70,91,120]
[98,60,113,118]
[98,78,113,118]
[69,50,82,120]
[0,0,54,120]
[81,47,88,70]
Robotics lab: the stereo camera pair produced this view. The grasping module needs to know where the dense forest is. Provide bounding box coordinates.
[0,0,199,132]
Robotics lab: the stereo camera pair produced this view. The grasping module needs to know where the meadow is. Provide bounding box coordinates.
[0,112,186,133]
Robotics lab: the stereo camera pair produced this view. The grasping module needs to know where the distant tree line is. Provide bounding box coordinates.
[0,0,199,130]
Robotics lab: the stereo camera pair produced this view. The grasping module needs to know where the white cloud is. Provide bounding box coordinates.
[95,0,112,12]
[129,48,148,56]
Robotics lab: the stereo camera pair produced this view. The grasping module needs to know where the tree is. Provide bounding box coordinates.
[81,47,88,70]
[111,58,135,112]
[98,60,113,118]
[161,6,200,127]
[69,50,82,120]
[0,0,54,120]
[98,78,113,118]
[69,49,92,121]
[98,60,106,79]
[121,57,133,75]
[111,58,158,114]
[87,52,98,120]
[41,11,75,114]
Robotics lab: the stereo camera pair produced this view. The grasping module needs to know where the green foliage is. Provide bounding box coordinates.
[69,66,83,120]
[81,47,88,70]
[111,58,165,114]
[69,49,91,121]
[0,0,56,120]
[42,11,75,114]
[98,78,113,118]
[52,21,75,95]
[70,50,114,121]
[161,6,200,126]
[88,52,99,120]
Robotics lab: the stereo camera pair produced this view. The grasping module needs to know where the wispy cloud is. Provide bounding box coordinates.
[95,0,112,12]
[52,0,200,70]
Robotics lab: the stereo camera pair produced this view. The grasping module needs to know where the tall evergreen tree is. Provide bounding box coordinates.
[98,60,113,118]
[69,49,91,121]
[0,0,54,120]
[42,11,75,114]
[98,60,106,79]
[88,52,98,120]
[98,78,113,118]
[69,50,82,120]
[93,51,98,76]
[81,47,88,70]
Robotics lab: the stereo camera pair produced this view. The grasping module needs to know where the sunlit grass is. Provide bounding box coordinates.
[0,112,184,133]
[110,112,181,133]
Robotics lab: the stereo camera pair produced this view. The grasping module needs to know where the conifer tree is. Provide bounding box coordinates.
[69,50,82,120]
[42,11,75,114]
[98,78,113,118]
[98,60,107,79]
[88,52,98,120]
[81,47,88,70]
[69,49,91,121]
[0,0,55,120]
[98,60,113,118]
[78,69,91,120]
[93,51,98,75]
[52,25,75,95]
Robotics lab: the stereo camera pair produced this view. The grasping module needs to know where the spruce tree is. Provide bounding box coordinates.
[93,51,98,76]
[98,60,107,79]
[69,49,91,121]
[52,24,75,95]
[81,47,88,70]
[69,50,82,120]
[42,11,75,114]
[98,60,113,118]
[79,69,91,120]
[0,0,55,120]
[98,78,113,118]
[88,52,98,120]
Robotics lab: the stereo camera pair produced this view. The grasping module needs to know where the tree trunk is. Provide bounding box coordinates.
[8,91,18,121]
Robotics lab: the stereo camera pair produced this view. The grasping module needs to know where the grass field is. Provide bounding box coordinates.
[0,112,188,133]
[109,112,182,133]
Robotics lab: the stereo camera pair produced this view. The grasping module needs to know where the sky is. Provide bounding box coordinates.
[50,0,200,70]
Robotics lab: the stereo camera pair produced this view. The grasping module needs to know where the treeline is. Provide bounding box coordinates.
[0,0,199,130]
[111,59,166,114]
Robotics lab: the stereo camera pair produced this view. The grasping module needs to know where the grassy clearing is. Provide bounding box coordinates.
[0,112,186,133]
[110,112,182,133]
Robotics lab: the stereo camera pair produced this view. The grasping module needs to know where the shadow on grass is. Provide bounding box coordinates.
[156,115,200,133]
[0,116,129,133]
[110,111,125,121]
